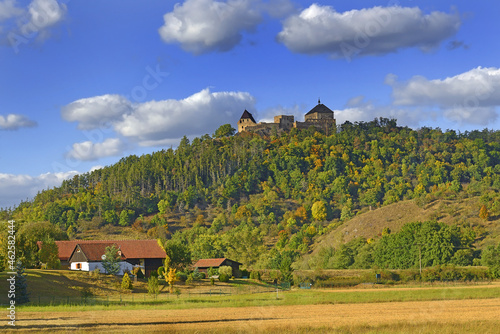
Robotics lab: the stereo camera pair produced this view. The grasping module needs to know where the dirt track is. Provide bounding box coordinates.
[8,298,500,333]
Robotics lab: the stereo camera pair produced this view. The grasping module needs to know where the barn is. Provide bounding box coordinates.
[193,258,242,277]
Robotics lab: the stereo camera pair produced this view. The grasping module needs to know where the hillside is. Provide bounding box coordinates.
[1,119,500,273]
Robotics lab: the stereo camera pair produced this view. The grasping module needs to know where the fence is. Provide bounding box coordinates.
[8,283,287,307]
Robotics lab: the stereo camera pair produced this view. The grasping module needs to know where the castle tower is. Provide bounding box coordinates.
[237,110,256,132]
[305,99,335,122]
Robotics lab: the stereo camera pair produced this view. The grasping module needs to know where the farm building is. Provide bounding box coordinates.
[42,240,166,276]
[193,258,242,277]
[68,242,133,275]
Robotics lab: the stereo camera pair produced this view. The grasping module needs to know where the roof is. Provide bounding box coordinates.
[193,258,242,268]
[52,240,166,261]
[239,110,256,123]
[73,242,125,262]
[305,103,334,116]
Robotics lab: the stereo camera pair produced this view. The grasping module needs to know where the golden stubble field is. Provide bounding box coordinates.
[7,297,500,333]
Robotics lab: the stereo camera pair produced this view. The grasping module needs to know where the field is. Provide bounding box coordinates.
[1,272,499,333]
[1,270,499,332]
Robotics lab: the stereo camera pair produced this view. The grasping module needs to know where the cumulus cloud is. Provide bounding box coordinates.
[158,0,262,54]
[0,170,78,208]
[0,113,37,130]
[0,0,67,48]
[66,138,126,161]
[277,5,461,59]
[0,0,23,22]
[334,96,427,128]
[61,88,256,147]
[61,94,133,130]
[388,67,500,125]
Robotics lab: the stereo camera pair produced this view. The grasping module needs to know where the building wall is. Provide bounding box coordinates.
[70,261,133,275]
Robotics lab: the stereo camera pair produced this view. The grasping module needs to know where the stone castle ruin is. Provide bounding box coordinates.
[237,100,336,135]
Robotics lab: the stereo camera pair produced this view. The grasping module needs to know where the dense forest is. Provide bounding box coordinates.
[1,119,500,276]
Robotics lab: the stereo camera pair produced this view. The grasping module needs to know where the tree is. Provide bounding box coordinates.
[15,261,29,304]
[163,240,192,270]
[311,201,327,222]
[121,272,133,290]
[165,268,178,293]
[101,245,121,275]
[214,124,236,138]
[39,238,61,269]
[219,265,232,277]
[147,275,160,295]
[479,205,489,220]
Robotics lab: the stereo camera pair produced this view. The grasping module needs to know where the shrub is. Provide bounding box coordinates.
[219,265,232,277]
[210,277,215,285]
[147,276,159,295]
[200,272,206,279]
[176,272,188,282]
[186,275,193,285]
[157,266,165,278]
[121,273,133,290]
[219,273,230,282]
[249,270,261,280]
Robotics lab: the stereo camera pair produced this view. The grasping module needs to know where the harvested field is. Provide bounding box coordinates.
[6,298,500,333]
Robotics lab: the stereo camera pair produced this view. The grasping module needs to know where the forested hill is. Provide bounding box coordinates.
[3,119,500,271]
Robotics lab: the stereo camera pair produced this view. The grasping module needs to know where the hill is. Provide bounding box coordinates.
[1,119,500,274]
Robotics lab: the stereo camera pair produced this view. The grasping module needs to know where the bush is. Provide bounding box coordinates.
[240,269,250,278]
[186,275,193,285]
[249,270,261,280]
[121,272,133,290]
[200,272,206,279]
[219,266,232,277]
[210,277,215,285]
[219,273,230,282]
[176,272,188,282]
[157,266,165,278]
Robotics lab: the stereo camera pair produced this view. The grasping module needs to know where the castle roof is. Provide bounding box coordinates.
[305,102,334,116]
[239,110,256,123]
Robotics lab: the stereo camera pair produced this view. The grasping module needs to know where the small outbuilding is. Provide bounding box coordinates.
[193,258,242,277]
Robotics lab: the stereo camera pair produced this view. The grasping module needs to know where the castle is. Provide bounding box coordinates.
[237,100,336,135]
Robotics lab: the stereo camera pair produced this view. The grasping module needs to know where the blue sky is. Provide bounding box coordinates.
[1,0,499,208]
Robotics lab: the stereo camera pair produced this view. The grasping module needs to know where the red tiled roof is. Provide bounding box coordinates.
[194,258,241,268]
[75,243,123,262]
[53,240,166,261]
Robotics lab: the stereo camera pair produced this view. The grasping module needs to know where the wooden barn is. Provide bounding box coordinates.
[193,258,242,277]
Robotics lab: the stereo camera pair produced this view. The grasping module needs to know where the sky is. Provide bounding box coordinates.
[1,0,499,208]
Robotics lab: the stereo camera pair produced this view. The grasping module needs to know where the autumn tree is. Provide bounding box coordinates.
[479,205,489,220]
[311,201,327,222]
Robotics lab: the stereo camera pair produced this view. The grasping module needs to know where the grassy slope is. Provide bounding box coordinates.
[301,197,499,268]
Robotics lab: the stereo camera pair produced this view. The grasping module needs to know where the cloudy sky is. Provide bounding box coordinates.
[1,0,499,208]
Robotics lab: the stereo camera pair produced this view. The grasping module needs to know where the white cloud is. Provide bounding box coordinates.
[277,5,461,59]
[66,138,126,161]
[0,0,23,22]
[388,67,500,125]
[0,170,78,208]
[0,113,37,130]
[116,88,255,145]
[61,88,256,147]
[1,0,66,48]
[61,94,133,130]
[24,0,66,31]
[334,96,426,128]
[158,0,262,54]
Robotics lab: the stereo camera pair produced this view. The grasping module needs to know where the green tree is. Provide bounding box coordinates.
[38,238,61,269]
[147,275,160,295]
[214,124,236,138]
[101,245,121,275]
[14,261,29,304]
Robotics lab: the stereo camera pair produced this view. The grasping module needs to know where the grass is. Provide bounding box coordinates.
[14,281,500,312]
